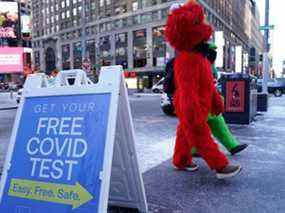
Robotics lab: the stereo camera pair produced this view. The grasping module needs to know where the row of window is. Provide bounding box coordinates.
[33,5,228,40]
[34,26,167,71]
[32,0,174,38]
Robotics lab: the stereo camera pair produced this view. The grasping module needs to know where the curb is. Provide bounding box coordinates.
[132,93,162,97]
[0,107,18,111]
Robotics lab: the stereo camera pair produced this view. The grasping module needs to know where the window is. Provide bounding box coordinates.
[141,13,152,24]
[99,36,112,66]
[62,44,71,70]
[34,51,40,67]
[133,29,147,68]
[161,8,169,19]
[152,26,166,67]
[152,11,160,21]
[114,19,123,29]
[73,8,77,16]
[86,39,96,67]
[133,15,141,25]
[132,2,138,11]
[100,0,104,7]
[73,42,82,69]
[115,33,128,69]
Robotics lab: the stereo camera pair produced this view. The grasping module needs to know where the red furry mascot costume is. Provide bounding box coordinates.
[165,1,232,174]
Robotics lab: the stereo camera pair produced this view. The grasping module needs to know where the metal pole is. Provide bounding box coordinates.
[262,0,270,94]
[81,1,87,59]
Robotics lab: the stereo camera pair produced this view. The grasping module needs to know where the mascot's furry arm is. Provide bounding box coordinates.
[211,89,224,116]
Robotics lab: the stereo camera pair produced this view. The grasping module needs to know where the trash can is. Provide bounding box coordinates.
[221,73,257,125]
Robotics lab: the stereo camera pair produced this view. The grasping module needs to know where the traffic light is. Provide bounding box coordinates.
[259,54,263,62]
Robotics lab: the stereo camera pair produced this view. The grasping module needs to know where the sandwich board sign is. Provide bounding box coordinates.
[0,67,148,213]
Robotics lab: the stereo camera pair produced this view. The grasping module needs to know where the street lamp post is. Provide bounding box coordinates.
[260,0,270,112]
[81,1,87,60]
[262,0,270,93]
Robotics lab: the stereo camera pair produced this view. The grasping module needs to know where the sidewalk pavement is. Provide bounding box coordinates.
[0,92,18,110]
[143,97,285,213]
[132,93,161,98]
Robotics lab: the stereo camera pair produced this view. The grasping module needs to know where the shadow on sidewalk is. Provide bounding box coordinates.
[143,136,285,213]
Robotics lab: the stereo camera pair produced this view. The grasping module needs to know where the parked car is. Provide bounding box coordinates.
[152,78,164,93]
[161,93,175,116]
[257,78,285,97]
[0,82,9,91]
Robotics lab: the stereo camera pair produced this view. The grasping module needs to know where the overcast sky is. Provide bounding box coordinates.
[256,0,284,76]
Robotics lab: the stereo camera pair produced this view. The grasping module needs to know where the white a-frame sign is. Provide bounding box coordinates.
[0,66,148,213]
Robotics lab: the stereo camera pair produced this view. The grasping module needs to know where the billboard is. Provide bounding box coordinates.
[235,46,242,73]
[20,0,28,4]
[21,14,31,34]
[0,48,24,73]
[215,31,225,68]
[0,1,19,39]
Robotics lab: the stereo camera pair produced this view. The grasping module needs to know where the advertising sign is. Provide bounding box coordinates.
[0,94,111,212]
[215,31,225,68]
[21,14,31,34]
[226,81,245,113]
[21,0,29,4]
[0,2,19,39]
[0,47,23,73]
[235,46,242,73]
[0,68,148,213]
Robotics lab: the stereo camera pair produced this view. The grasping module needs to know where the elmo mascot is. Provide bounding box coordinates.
[165,1,241,179]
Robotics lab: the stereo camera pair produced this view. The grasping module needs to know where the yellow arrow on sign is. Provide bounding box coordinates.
[8,178,93,209]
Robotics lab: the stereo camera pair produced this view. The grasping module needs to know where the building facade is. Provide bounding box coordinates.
[248,0,264,76]
[31,0,264,88]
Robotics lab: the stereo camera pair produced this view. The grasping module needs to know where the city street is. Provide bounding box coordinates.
[1,93,285,212]
[0,0,283,212]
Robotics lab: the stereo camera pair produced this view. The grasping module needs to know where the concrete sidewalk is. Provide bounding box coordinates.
[143,97,285,213]
[0,92,18,110]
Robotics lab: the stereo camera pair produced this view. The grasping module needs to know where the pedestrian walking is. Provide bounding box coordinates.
[165,1,242,179]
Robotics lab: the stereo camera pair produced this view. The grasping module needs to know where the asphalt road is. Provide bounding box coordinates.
[0,109,16,170]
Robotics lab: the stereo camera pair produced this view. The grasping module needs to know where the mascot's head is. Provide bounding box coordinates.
[165,1,213,52]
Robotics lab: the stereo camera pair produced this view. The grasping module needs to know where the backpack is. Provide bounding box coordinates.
[163,58,176,94]
[162,43,217,95]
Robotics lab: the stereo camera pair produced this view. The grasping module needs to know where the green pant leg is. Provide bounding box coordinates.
[191,147,197,155]
[207,114,239,151]
[191,114,239,155]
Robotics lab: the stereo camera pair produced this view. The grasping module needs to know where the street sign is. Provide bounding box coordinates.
[259,25,275,31]
[0,67,148,212]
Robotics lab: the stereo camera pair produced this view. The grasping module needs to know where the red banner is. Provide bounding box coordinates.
[226,81,245,113]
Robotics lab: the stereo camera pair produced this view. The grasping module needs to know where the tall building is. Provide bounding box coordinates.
[248,0,264,76]
[31,0,264,88]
